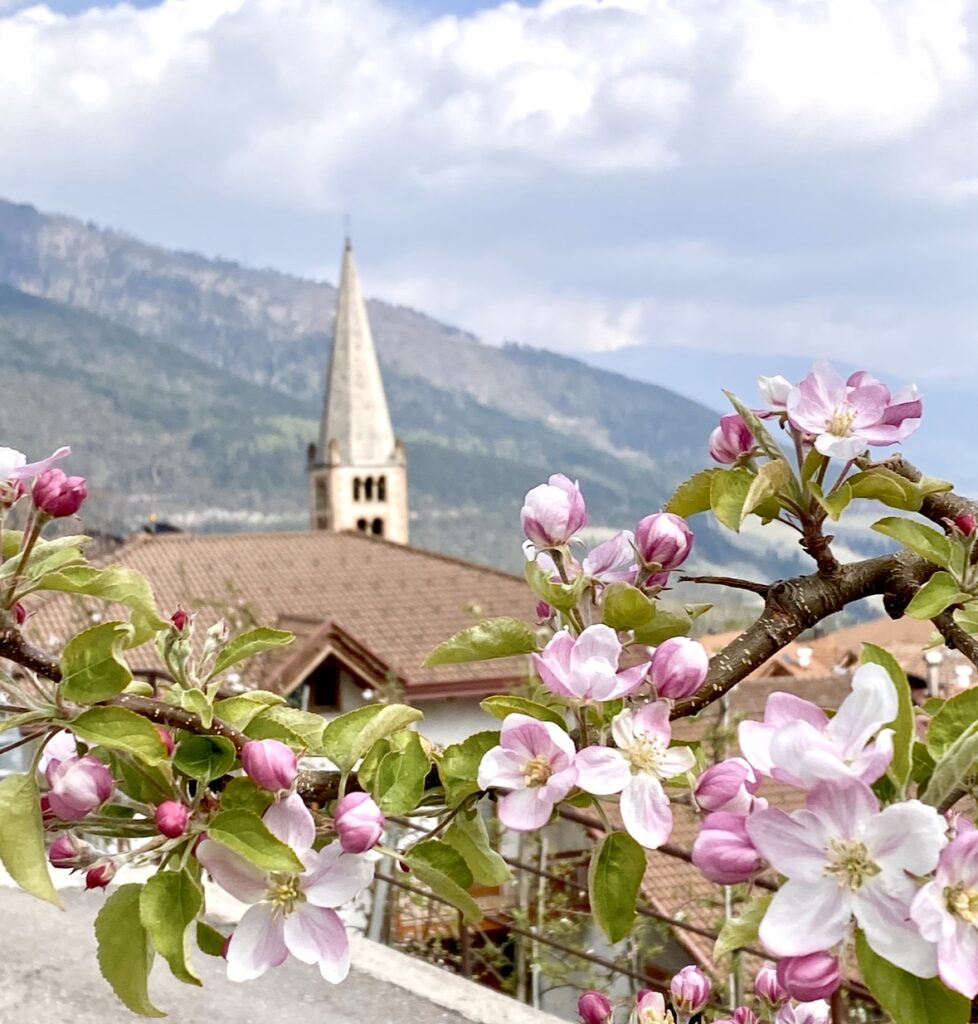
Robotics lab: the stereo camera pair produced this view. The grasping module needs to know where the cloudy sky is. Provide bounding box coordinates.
[2,0,978,416]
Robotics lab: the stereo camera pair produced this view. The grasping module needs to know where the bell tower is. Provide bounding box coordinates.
[308,239,409,543]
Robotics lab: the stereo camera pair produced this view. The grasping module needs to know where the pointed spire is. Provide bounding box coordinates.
[320,240,396,466]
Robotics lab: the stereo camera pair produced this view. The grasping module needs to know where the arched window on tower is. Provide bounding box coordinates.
[353,477,361,501]
[378,476,387,502]
[357,518,368,532]
[371,518,384,537]
[364,477,374,501]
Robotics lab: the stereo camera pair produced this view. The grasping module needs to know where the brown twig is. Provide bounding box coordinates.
[933,610,978,671]
[679,575,771,596]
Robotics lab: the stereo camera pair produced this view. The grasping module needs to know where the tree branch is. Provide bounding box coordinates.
[679,575,771,596]
[933,610,978,671]
[877,455,978,526]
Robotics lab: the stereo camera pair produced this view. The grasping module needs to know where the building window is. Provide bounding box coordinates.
[372,518,384,536]
[378,476,387,501]
[315,478,327,511]
[303,658,341,712]
[357,518,368,532]
[364,477,374,501]
[353,477,361,501]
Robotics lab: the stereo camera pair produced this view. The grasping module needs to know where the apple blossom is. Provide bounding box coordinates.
[477,714,578,831]
[533,625,649,702]
[709,413,754,464]
[691,811,765,884]
[45,754,114,820]
[634,513,693,571]
[955,514,977,537]
[738,663,897,789]
[333,792,385,854]
[582,530,638,584]
[774,1002,830,1024]
[38,729,79,773]
[630,990,672,1024]
[776,953,841,1002]
[649,637,709,701]
[241,738,298,792]
[32,468,87,517]
[156,727,175,756]
[197,793,373,983]
[910,828,978,997]
[758,375,792,410]
[85,861,117,889]
[575,703,695,849]
[578,991,614,1024]
[0,445,70,481]
[755,964,788,1006]
[694,757,760,815]
[670,965,710,1015]
[155,800,190,838]
[746,779,946,975]
[521,474,587,548]
[48,834,89,869]
[732,1010,760,1024]
[171,607,190,631]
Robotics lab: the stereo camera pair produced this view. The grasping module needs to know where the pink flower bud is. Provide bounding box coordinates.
[521,474,587,548]
[32,468,87,518]
[334,791,385,853]
[695,757,759,814]
[536,600,554,621]
[649,637,709,700]
[758,375,792,409]
[170,607,190,631]
[45,755,114,820]
[634,512,693,570]
[670,965,710,1014]
[156,727,175,756]
[48,834,86,868]
[776,953,841,1003]
[691,812,763,884]
[709,413,755,464]
[85,861,116,889]
[733,1009,760,1024]
[11,601,25,625]
[240,739,298,791]
[0,477,24,509]
[755,964,788,1006]
[774,1002,830,1024]
[955,514,977,537]
[155,800,190,838]
[577,990,613,1024]
[634,990,668,1022]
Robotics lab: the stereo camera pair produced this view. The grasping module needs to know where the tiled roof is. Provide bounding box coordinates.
[25,530,538,697]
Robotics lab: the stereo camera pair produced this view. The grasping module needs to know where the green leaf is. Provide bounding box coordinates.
[179,688,213,729]
[927,687,978,759]
[410,839,474,889]
[70,707,169,765]
[855,928,969,1024]
[213,691,286,729]
[0,773,61,907]
[954,600,978,635]
[905,572,971,620]
[401,851,482,925]
[60,621,134,704]
[632,607,693,646]
[0,710,46,738]
[357,738,390,794]
[173,735,237,783]
[741,459,790,526]
[425,615,539,667]
[861,644,914,792]
[438,731,501,806]
[588,831,646,943]
[872,517,953,570]
[847,468,920,511]
[95,884,165,1018]
[209,627,294,680]
[665,469,721,518]
[207,809,304,873]
[219,777,273,816]
[523,559,588,611]
[602,582,655,630]
[372,731,430,814]
[140,870,203,987]
[442,809,512,886]
[713,893,771,959]
[196,922,227,958]
[480,695,567,730]
[246,706,327,754]
[710,468,753,532]
[810,480,853,522]
[322,703,423,771]
[921,721,978,808]
[722,389,785,462]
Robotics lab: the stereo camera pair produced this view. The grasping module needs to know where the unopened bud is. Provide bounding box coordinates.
[670,965,710,1014]
[955,514,977,537]
[577,990,613,1024]
[48,834,87,869]
[649,637,709,700]
[12,602,25,625]
[776,952,841,1003]
[755,964,788,1006]
[32,468,87,518]
[156,727,175,756]
[240,739,298,791]
[85,861,116,889]
[634,512,693,571]
[155,800,190,838]
[170,607,190,632]
[45,755,114,820]
[334,792,385,853]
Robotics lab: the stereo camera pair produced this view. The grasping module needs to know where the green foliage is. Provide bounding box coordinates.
[245,705,328,754]
[400,847,482,924]
[371,731,430,814]
[213,691,286,729]
[921,721,978,808]
[588,831,646,943]
[861,644,914,793]
[173,735,237,783]
[196,922,227,958]
[480,694,567,729]
[442,809,512,886]
[523,559,589,610]
[425,615,539,666]
[666,468,720,518]
[713,893,772,958]
[602,582,655,630]
[437,730,500,806]
[179,688,212,729]
[322,704,423,771]
[632,606,693,645]
[139,870,203,987]
[855,929,969,1024]
[219,777,273,816]
[206,809,304,873]
[70,707,169,765]
[872,517,953,570]
[721,389,785,462]
[904,572,971,620]
[927,688,978,758]
[0,773,60,908]
[208,627,293,681]
[96,884,165,1018]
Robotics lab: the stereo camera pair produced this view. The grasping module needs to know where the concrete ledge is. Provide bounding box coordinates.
[350,935,565,1024]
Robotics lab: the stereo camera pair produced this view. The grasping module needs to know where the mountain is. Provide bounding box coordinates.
[0,198,808,579]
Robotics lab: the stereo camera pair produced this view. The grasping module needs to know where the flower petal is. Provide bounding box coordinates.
[620,773,672,849]
[301,842,374,907]
[226,904,288,982]
[868,800,946,876]
[283,904,351,983]
[631,701,672,745]
[575,747,630,795]
[263,793,316,854]
[499,787,555,831]
[477,746,527,791]
[745,807,827,881]
[197,839,267,904]
[569,624,622,672]
[856,877,938,978]
[758,878,851,957]
[764,692,829,730]
[657,745,697,779]
[804,779,878,840]
[824,663,898,757]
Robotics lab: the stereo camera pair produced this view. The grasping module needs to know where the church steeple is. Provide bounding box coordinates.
[308,239,409,542]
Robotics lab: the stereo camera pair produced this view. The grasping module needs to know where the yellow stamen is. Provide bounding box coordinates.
[823,838,880,891]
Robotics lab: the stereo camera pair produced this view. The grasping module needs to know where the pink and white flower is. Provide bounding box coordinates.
[521,474,587,549]
[197,793,373,983]
[738,663,897,789]
[45,754,114,820]
[746,779,946,976]
[582,531,638,584]
[533,626,650,702]
[774,1002,830,1024]
[786,363,920,460]
[477,714,578,831]
[629,990,671,1024]
[759,375,792,410]
[576,703,695,849]
[709,414,755,464]
[910,828,978,997]
[0,445,70,482]
[695,757,760,815]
